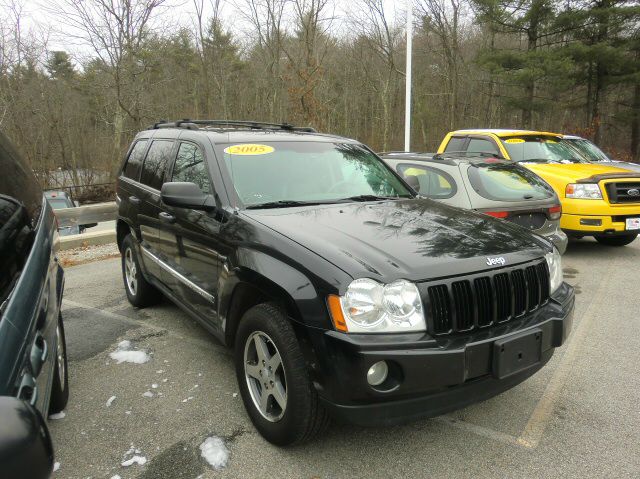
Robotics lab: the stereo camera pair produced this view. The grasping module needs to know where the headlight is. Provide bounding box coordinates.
[545,247,563,295]
[333,278,426,333]
[565,183,602,199]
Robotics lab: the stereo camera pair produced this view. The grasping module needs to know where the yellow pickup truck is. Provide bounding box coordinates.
[437,129,640,246]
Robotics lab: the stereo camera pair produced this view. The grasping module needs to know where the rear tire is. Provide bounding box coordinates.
[234,303,330,446]
[594,234,637,247]
[121,234,162,308]
[49,313,69,414]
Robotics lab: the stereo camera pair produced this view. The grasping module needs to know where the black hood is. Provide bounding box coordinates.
[243,199,550,284]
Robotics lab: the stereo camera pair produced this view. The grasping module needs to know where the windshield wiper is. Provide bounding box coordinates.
[516,158,557,164]
[245,200,322,209]
[339,194,407,202]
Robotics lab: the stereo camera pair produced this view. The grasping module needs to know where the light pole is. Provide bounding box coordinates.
[404,2,413,152]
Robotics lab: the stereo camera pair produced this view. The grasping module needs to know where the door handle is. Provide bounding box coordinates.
[30,332,48,377]
[159,212,176,224]
[18,374,38,406]
[129,196,141,206]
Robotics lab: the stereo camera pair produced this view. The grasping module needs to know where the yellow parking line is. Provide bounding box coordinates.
[516,260,613,449]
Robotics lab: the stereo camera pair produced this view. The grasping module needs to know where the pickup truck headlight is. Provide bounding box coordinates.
[329,278,426,333]
[565,183,602,199]
[545,247,563,295]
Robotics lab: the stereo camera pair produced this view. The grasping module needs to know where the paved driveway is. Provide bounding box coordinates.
[49,238,640,478]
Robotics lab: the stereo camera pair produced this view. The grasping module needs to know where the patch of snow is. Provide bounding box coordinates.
[110,475,122,479]
[53,462,60,471]
[232,393,238,398]
[125,410,132,415]
[49,411,66,420]
[121,455,147,467]
[142,391,154,398]
[106,396,117,407]
[198,373,202,377]
[151,383,158,389]
[156,369,165,374]
[109,341,150,364]
[162,378,168,383]
[199,436,229,470]
[182,396,194,403]
[163,360,169,363]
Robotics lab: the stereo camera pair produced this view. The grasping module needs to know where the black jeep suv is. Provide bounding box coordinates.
[116,120,574,446]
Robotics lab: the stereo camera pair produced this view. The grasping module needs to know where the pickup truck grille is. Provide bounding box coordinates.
[605,182,640,204]
[424,260,550,335]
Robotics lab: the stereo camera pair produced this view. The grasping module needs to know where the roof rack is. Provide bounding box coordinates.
[148,119,317,133]
[378,151,433,155]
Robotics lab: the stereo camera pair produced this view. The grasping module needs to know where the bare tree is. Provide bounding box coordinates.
[48,0,167,144]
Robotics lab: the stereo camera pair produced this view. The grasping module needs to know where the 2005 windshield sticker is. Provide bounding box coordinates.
[224,144,275,155]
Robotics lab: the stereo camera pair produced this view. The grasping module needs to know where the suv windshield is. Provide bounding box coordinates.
[501,136,588,164]
[468,164,554,202]
[564,138,609,162]
[219,141,412,207]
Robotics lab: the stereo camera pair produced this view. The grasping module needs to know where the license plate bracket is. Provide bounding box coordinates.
[492,329,542,380]
[625,217,640,230]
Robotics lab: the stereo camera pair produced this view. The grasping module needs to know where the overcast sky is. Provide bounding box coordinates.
[1,0,405,64]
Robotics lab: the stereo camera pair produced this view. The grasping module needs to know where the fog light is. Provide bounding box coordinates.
[367,361,388,386]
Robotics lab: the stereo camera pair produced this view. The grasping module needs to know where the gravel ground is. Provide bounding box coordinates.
[58,242,120,267]
[49,237,640,479]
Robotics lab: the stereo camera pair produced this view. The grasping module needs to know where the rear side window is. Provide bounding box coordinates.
[467,164,554,201]
[140,140,174,190]
[171,143,211,194]
[397,164,457,199]
[467,138,500,155]
[123,140,148,180]
[444,136,466,153]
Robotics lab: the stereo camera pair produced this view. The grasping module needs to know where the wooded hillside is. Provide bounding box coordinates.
[1,0,638,188]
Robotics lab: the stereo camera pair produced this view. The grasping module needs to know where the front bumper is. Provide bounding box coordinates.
[561,213,640,235]
[309,283,574,427]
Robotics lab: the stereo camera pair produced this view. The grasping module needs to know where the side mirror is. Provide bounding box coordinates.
[404,175,420,192]
[0,396,54,479]
[161,182,216,211]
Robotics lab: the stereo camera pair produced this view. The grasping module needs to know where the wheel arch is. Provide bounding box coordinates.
[219,251,333,348]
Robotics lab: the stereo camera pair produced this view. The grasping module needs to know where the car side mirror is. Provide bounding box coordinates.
[161,182,216,211]
[404,175,420,192]
[0,396,54,479]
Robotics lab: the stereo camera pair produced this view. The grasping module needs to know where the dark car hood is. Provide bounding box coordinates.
[243,199,549,284]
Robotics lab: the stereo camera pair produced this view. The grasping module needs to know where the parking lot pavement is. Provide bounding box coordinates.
[49,238,640,479]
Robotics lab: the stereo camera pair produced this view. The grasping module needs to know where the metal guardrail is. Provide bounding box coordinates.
[55,202,118,228]
[55,202,118,251]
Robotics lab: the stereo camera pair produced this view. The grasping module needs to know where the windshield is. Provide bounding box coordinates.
[564,139,609,162]
[501,136,588,164]
[219,141,412,207]
[47,198,71,210]
[468,164,554,202]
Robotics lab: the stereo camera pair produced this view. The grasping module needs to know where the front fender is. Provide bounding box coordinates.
[218,247,344,335]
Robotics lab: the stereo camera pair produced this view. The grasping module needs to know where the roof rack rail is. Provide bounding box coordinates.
[148,119,317,133]
[378,151,432,156]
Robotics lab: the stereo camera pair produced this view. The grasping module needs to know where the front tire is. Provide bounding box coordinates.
[594,233,637,247]
[234,303,329,446]
[49,313,69,414]
[121,234,162,308]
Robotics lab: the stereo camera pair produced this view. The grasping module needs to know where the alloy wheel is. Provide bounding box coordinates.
[243,331,287,422]
[124,247,138,296]
[56,324,66,390]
